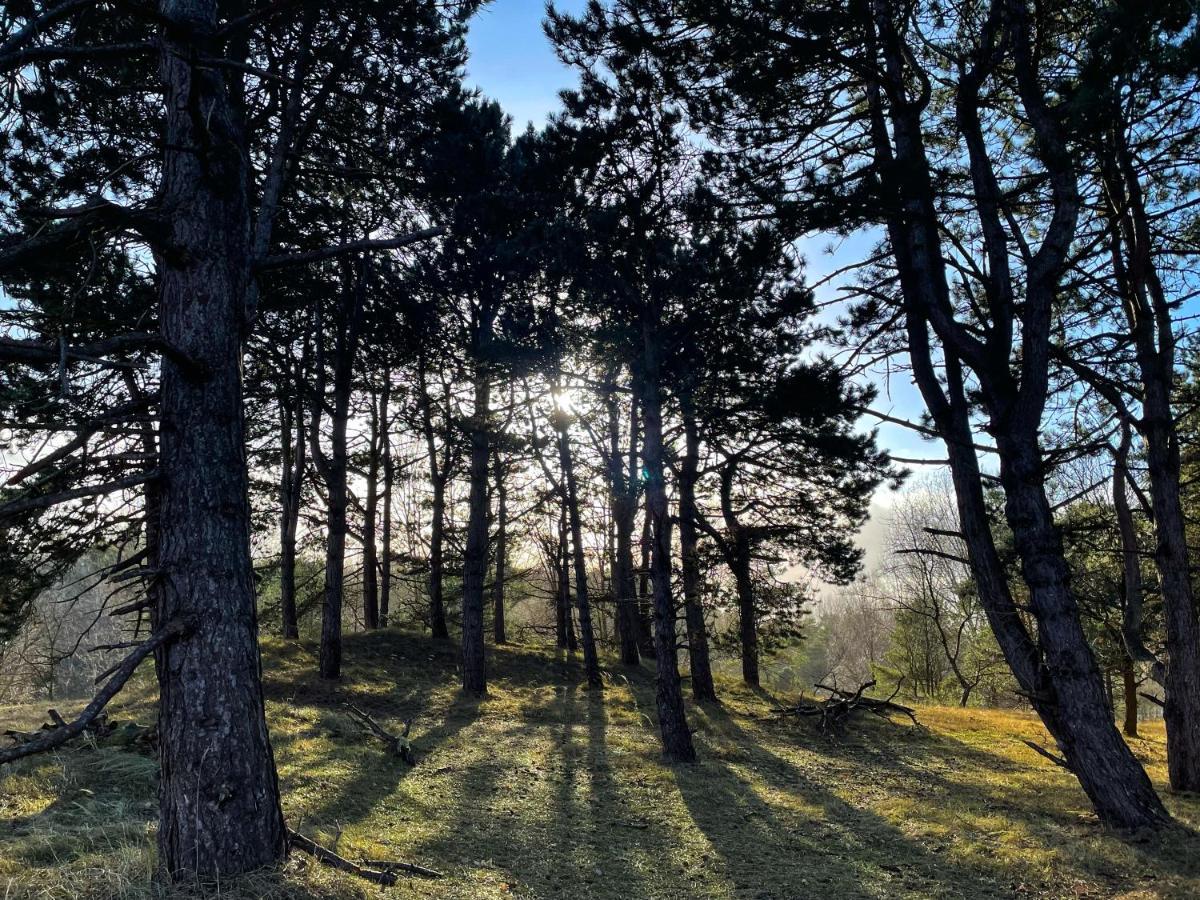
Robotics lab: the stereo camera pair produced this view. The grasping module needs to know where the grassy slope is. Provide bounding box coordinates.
[1,629,1199,899]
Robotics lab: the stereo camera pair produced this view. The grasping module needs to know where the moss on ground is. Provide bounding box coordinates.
[1,630,1197,898]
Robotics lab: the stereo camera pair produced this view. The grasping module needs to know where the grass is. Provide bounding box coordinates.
[2,629,1199,898]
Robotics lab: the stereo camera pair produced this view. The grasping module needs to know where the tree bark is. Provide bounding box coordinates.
[361,385,380,630]
[279,381,305,640]
[461,366,491,695]
[1123,655,1140,739]
[155,1,286,877]
[418,361,450,639]
[640,325,695,762]
[679,406,717,702]
[380,372,393,628]
[492,452,507,644]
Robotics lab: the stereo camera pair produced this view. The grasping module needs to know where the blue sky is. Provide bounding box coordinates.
[464,2,936,476]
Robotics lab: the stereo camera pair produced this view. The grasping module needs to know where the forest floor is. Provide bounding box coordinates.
[1,630,1199,899]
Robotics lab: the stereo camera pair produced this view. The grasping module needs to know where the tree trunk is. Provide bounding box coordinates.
[380,373,393,628]
[679,407,716,702]
[361,386,380,631]
[155,2,286,877]
[608,383,641,665]
[556,409,603,688]
[493,452,507,645]
[418,365,450,640]
[1106,126,1200,790]
[461,366,490,695]
[636,503,655,658]
[1123,655,1140,738]
[640,326,695,762]
[279,384,304,640]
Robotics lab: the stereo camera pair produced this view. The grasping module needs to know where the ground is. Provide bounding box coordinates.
[1,630,1198,899]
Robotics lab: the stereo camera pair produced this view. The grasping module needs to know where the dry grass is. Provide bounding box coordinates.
[2,630,1198,898]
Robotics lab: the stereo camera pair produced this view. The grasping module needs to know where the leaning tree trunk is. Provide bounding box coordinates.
[461,366,491,695]
[995,431,1166,826]
[640,326,696,762]
[679,406,716,702]
[155,2,286,877]
[361,387,380,630]
[557,410,603,688]
[493,453,508,644]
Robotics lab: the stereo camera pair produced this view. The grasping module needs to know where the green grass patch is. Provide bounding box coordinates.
[1,630,1198,898]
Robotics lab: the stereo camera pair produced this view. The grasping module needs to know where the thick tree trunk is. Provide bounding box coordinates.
[461,368,491,695]
[155,2,286,877]
[361,389,380,630]
[640,328,695,763]
[679,408,716,702]
[557,411,603,688]
[492,453,507,644]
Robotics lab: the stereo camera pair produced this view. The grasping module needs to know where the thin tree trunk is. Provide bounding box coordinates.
[637,502,655,658]
[608,384,641,665]
[155,2,286,876]
[380,372,393,628]
[679,406,716,702]
[556,407,603,688]
[461,366,491,695]
[492,453,508,644]
[418,363,450,639]
[361,385,380,630]
[640,325,695,763]
[279,384,305,640]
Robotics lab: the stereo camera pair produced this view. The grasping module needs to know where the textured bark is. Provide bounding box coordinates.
[492,453,507,644]
[155,0,286,877]
[640,327,695,762]
[1123,655,1140,739]
[556,410,603,688]
[679,408,716,702]
[636,503,656,658]
[461,367,490,695]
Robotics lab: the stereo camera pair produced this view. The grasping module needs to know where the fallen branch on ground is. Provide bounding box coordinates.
[771,680,921,733]
[344,703,414,763]
[0,617,191,765]
[288,830,443,883]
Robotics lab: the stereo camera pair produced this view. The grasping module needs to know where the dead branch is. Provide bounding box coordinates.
[0,617,192,765]
[1139,691,1166,709]
[772,680,921,732]
[288,830,400,885]
[361,859,445,879]
[1022,740,1071,770]
[343,703,414,763]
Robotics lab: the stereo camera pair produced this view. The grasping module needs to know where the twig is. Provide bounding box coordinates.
[1022,740,1071,770]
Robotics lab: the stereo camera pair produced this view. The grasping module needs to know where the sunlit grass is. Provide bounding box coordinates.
[1,629,1197,898]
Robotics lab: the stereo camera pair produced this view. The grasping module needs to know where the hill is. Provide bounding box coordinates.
[1,630,1198,899]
